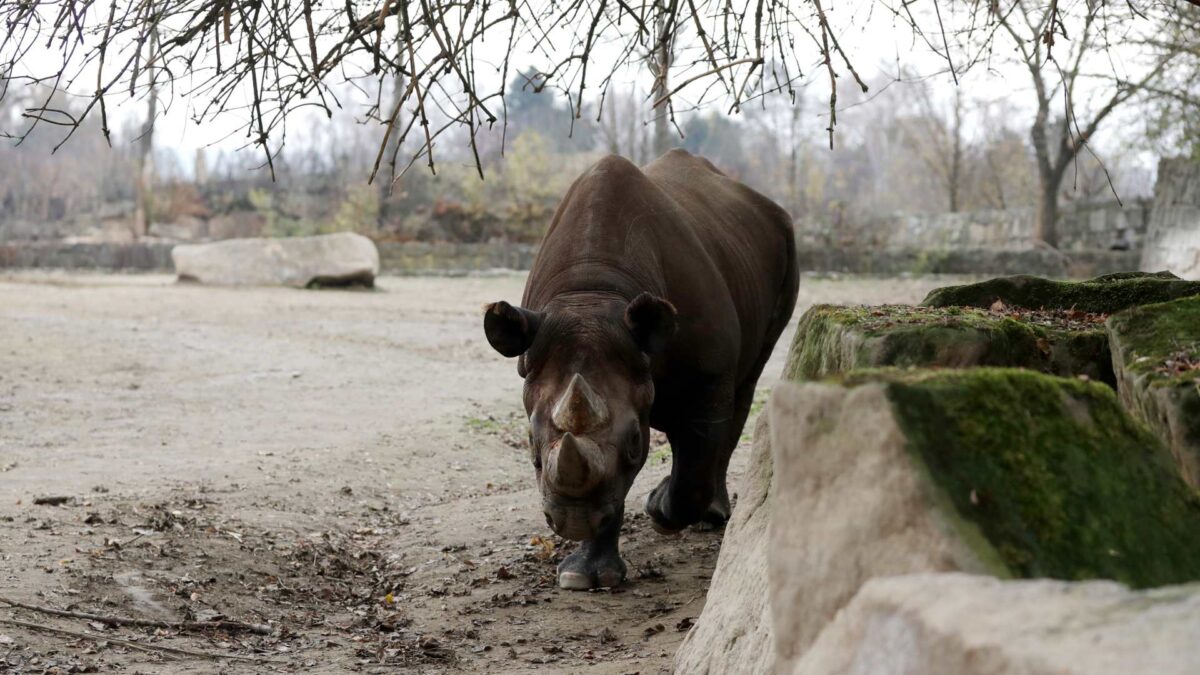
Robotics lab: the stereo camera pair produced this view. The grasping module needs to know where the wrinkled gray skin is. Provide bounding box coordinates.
[484,150,798,590]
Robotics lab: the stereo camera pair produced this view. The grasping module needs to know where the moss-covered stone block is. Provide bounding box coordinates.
[766,369,1200,668]
[785,304,1113,385]
[1107,295,1200,486]
[922,272,1200,314]
[876,368,1200,587]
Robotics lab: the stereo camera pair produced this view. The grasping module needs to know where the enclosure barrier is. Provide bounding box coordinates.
[0,240,1141,279]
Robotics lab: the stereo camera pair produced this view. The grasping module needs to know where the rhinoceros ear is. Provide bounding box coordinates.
[625,293,677,355]
[484,301,543,357]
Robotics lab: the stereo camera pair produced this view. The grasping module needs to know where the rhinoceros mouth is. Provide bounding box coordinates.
[541,496,621,541]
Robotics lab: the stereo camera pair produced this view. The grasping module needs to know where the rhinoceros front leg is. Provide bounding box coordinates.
[556,506,627,590]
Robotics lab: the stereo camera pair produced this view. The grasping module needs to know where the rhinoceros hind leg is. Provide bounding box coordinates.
[644,414,732,533]
[691,482,731,531]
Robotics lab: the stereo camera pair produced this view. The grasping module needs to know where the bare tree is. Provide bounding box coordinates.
[0,0,883,183]
[979,0,1183,247]
[132,23,159,239]
[598,88,652,163]
[899,80,966,213]
[973,103,1040,211]
[1142,3,1200,157]
[0,0,1189,206]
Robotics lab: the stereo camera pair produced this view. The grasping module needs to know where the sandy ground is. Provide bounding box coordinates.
[0,271,964,674]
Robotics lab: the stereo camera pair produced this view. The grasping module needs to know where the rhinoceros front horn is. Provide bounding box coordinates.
[551,373,609,433]
[549,432,590,491]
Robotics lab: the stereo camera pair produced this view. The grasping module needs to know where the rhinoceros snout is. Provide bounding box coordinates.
[543,501,617,541]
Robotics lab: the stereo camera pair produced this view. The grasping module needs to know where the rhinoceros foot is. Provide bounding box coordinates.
[557,544,627,590]
[691,483,731,532]
[646,475,724,535]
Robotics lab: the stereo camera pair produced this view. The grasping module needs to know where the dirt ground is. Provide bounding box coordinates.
[0,271,963,674]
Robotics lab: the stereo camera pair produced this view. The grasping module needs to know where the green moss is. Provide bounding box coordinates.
[464,415,504,433]
[856,368,1200,588]
[1090,270,1181,282]
[464,411,528,444]
[785,304,1113,385]
[1107,295,1200,471]
[922,274,1200,314]
[1107,295,1200,387]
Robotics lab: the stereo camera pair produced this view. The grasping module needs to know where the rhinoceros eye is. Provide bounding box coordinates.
[529,428,541,469]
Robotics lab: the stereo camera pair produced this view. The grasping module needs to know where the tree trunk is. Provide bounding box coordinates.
[787,102,803,216]
[378,68,405,229]
[650,3,672,157]
[948,89,963,213]
[133,25,158,240]
[1035,177,1059,249]
[193,148,208,186]
[133,80,156,239]
[1028,93,1059,249]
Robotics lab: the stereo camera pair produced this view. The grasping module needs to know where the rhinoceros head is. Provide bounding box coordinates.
[483,292,676,540]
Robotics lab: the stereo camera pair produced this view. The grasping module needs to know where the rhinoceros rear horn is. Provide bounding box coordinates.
[549,432,591,491]
[483,301,543,357]
[551,373,609,433]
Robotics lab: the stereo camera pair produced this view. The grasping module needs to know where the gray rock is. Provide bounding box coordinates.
[674,414,775,675]
[1142,157,1200,280]
[172,233,379,287]
[767,381,992,672]
[795,573,1200,675]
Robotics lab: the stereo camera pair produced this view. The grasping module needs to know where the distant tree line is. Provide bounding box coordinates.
[0,1,1197,248]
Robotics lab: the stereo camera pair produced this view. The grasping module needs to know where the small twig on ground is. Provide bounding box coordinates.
[32,495,72,505]
[0,595,273,635]
[0,617,280,663]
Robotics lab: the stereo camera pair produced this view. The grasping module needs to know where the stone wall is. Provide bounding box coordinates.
[1142,157,1200,279]
[0,241,174,271]
[796,247,1138,278]
[375,242,537,275]
[798,200,1149,253]
[0,240,1139,278]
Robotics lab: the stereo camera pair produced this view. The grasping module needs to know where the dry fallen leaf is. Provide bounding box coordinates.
[643,623,665,638]
[529,536,555,560]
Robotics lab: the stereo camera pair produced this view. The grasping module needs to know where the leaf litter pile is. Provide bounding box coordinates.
[984,300,1109,331]
[1154,344,1200,381]
[3,477,719,672]
[854,300,1109,333]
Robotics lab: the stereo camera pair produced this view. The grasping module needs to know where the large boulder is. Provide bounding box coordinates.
[796,573,1200,675]
[172,233,379,288]
[1141,156,1200,280]
[787,303,1113,385]
[1107,294,1200,486]
[738,368,1200,673]
[673,415,775,674]
[921,272,1200,314]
